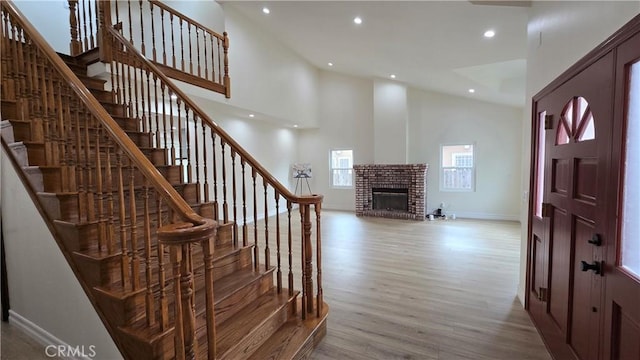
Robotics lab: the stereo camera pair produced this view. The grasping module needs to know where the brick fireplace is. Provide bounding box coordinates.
[354,164,428,220]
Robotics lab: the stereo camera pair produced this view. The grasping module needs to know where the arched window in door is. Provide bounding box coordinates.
[556,96,596,145]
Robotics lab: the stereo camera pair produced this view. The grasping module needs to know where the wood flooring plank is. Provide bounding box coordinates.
[253,211,551,360]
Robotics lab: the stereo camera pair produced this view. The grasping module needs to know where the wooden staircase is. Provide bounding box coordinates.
[1,1,327,359]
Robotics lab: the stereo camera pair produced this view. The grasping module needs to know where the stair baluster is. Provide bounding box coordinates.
[68,0,81,55]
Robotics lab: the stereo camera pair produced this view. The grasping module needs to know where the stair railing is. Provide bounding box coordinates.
[2,2,217,359]
[104,21,325,355]
[68,0,230,98]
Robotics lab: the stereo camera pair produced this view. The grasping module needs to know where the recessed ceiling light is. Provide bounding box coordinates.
[484,30,495,38]
[328,62,333,67]
[170,94,178,100]
[468,89,476,93]
[353,16,362,25]
[262,7,270,14]
[249,114,255,118]
[390,74,396,79]
[293,124,299,128]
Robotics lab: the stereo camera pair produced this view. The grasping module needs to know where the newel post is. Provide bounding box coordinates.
[97,0,113,62]
[158,219,217,360]
[68,0,81,55]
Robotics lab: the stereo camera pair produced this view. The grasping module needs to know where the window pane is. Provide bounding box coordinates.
[332,169,353,187]
[330,150,353,187]
[621,61,640,278]
[535,111,547,218]
[443,168,473,190]
[441,144,474,191]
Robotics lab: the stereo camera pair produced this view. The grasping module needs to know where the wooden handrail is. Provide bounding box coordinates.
[105,25,323,206]
[2,0,206,226]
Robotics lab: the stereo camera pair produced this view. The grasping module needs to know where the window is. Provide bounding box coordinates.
[441,144,474,191]
[535,111,547,218]
[330,149,353,187]
[621,60,640,278]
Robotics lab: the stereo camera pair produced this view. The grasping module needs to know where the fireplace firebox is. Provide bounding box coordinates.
[372,188,409,212]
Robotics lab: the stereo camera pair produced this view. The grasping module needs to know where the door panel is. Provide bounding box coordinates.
[550,207,570,334]
[571,216,599,360]
[612,304,640,360]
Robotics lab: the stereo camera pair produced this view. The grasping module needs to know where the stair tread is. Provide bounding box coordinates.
[246,299,329,360]
[212,289,296,357]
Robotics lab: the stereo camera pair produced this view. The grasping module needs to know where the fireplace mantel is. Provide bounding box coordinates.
[354,164,428,220]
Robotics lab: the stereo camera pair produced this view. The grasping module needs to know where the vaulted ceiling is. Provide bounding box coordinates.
[224,1,530,107]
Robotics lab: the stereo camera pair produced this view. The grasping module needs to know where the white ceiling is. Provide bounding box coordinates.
[223,1,530,107]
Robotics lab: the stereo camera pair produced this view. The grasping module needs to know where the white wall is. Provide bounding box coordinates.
[517,1,640,303]
[408,88,523,220]
[373,80,408,164]
[1,148,121,359]
[219,5,319,128]
[160,0,224,34]
[298,70,523,218]
[298,71,374,210]
[209,114,298,223]
[13,0,70,54]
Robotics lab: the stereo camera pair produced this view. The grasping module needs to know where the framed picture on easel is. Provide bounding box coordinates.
[292,163,312,194]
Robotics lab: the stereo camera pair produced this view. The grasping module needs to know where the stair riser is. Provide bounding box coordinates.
[293,322,327,360]
[78,76,106,91]
[90,89,114,103]
[7,143,28,167]
[207,246,252,283]
[213,273,274,325]
[35,166,77,193]
[116,329,175,360]
[24,143,46,166]
[222,303,288,360]
[8,121,30,142]
[128,132,152,148]
[216,222,234,247]
[38,193,79,222]
[101,103,127,118]
[93,287,146,326]
[74,252,121,288]
[55,220,104,252]
[1,81,17,102]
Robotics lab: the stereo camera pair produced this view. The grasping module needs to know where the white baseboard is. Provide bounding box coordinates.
[453,212,520,222]
[8,310,95,360]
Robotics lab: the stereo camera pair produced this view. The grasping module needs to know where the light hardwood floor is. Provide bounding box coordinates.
[2,211,550,360]
[307,211,550,360]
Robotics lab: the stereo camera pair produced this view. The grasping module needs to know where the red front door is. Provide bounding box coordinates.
[527,16,640,360]
[529,51,614,360]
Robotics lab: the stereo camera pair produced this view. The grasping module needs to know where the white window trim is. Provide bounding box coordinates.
[440,143,476,192]
[330,149,354,189]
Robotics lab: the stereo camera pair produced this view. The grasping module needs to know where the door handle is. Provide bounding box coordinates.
[580,260,602,275]
[588,234,602,246]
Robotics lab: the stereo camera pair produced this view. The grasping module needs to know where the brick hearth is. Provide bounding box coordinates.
[354,164,428,220]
